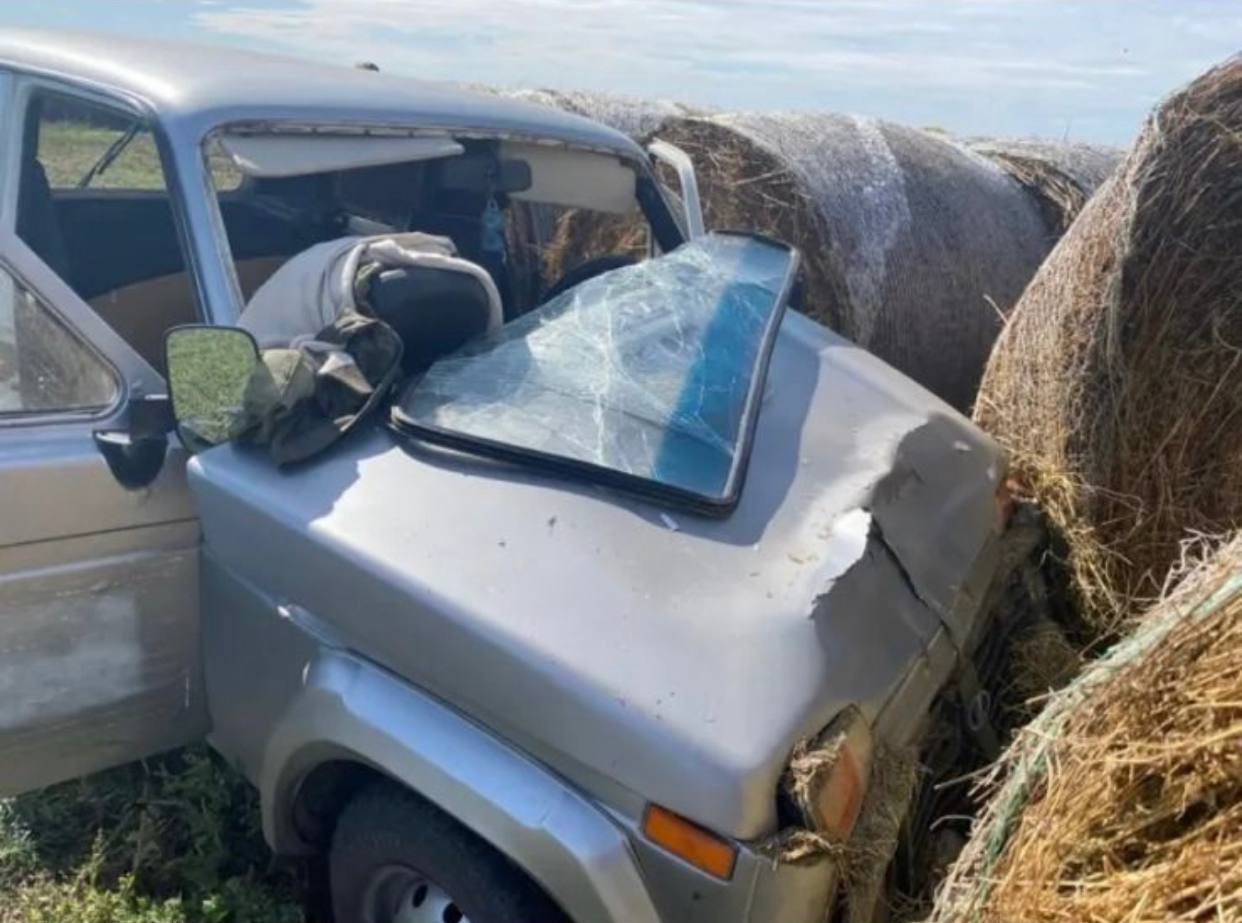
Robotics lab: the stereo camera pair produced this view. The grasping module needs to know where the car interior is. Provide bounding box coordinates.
[15,88,666,379]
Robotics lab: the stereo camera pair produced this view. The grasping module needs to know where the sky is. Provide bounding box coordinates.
[3,1,1240,144]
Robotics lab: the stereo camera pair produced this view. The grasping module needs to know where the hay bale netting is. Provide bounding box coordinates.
[973,57,1242,629]
[548,113,1053,410]
[927,533,1242,923]
[968,137,1122,232]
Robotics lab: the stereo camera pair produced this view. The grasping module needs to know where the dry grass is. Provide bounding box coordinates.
[844,745,919,923]
[1002,613,1083,707]
[974,55,1242,634]
[928,532,1242,923]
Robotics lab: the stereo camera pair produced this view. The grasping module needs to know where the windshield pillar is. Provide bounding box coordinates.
[168,125,245,325]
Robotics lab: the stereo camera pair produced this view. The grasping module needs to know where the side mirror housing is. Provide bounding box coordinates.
[165,325,260,452]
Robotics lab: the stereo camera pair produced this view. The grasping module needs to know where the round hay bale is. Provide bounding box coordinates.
[973,56,1242,629]
[968,138,1122,232]
[928,532,1242,923]
[547,113,1052,410]
[506,88,709,139]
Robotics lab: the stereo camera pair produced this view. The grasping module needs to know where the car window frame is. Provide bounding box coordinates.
[4,76,155,221]
[0,74,193,429]
[0,228,163,429]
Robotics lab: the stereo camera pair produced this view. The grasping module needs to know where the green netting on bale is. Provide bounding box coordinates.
[928,535,1242,923]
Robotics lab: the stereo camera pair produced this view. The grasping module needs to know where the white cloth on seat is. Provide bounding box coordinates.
[238,232,504,348]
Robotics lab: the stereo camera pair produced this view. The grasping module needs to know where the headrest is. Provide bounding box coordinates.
[366,262,498,373]
[240,232,502,357]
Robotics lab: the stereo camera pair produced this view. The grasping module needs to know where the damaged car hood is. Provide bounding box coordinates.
[188,310,1003,840]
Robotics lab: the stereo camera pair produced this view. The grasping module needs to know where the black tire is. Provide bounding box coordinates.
[330,779,570,923]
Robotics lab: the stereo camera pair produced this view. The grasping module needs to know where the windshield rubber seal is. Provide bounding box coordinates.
[388,231,801,518]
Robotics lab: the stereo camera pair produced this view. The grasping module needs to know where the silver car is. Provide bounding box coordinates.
[0,30,1008,923]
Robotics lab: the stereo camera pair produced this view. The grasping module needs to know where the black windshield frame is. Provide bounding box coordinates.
[389,231,800,516]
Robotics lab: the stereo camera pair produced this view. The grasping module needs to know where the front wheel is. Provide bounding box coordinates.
[330,780,569,923]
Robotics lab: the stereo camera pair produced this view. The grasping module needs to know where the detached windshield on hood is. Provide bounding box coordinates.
[390,232,799,514]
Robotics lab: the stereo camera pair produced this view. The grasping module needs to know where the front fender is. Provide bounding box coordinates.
[261,649,662,923]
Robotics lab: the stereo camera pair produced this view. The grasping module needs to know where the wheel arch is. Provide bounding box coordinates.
[258,650,661,923]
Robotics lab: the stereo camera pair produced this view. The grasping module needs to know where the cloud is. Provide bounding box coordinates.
[191,0,1241,143]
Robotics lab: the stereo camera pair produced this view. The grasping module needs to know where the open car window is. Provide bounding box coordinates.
[390,232,799,514]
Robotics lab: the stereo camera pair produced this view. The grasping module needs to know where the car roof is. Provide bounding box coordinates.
[0,29,642,155]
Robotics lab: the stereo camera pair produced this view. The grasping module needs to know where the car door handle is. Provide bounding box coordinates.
[93,428,169,490]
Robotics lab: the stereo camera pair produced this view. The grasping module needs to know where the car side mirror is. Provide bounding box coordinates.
[165,325,260,452]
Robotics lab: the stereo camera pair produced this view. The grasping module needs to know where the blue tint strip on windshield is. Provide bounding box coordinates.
[653,249,785,495]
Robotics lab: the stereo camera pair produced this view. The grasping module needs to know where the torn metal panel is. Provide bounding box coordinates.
[868,414,1005,649]
[809,508,872,605]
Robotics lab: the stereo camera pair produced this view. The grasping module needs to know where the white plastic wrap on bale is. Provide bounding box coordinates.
[707,112,1051,410]
[507,88,711,139]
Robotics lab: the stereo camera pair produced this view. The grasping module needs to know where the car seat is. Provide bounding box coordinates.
[17,159,70,281]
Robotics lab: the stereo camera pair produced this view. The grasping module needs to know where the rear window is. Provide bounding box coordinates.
[391,232,799,513]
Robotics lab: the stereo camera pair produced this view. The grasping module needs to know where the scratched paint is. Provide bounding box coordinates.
[0,549,204,795]
[0,588,144,730]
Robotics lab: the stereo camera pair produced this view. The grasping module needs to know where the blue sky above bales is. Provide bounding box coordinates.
[6,0,1240,143]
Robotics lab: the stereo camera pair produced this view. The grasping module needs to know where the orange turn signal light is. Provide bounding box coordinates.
[642,804,738,880]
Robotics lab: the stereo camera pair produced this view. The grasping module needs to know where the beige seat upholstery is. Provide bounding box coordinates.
[90,257,286,370]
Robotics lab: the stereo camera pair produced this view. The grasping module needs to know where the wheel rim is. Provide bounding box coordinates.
[360,864,470,923]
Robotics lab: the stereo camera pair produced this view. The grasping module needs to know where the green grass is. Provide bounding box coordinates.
[0,748,306,923]
[166,328,258,446]
[38,122,241,191]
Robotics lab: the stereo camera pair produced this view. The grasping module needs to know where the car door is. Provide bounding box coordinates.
[0,73,208,796]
